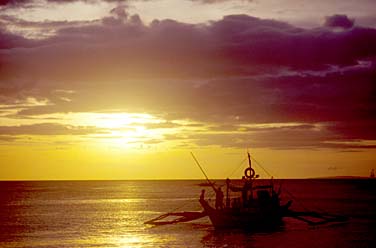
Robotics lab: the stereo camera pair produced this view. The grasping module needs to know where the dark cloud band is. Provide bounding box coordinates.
[1,10,375,150]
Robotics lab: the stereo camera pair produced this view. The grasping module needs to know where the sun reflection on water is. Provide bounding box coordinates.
[108,233,169,248]
[115,235,146,248]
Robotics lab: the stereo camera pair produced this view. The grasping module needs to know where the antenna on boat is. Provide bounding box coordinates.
[190,152,216,192]
[247,149,252,169]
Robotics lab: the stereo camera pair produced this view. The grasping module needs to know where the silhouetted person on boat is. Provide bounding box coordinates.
[214,186,224,210]
[200,189,205,201]
[226,178,231,208]
[228,177,251,207]
[242,176,251,207]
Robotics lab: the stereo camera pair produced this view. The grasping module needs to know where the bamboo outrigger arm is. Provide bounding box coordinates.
[144,211,207,225]
[285,210,349,225]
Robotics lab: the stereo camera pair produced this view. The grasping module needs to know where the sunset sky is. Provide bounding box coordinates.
[0,0,375,180]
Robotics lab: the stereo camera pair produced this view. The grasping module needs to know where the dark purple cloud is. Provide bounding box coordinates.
[0,0,125,6]
[0,0,28,6]
[1,12,376,149]
[164,123,376,150]
[2,14,375,79]
[0,28,34,48]
[324,14,354,29]
[326,121,376,141]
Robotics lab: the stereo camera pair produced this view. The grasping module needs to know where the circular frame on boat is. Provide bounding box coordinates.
[244,167,255,178]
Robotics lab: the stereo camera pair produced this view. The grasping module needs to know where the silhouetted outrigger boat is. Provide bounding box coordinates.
[145,152,348,229]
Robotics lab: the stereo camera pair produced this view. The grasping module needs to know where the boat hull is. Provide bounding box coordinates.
[200,199,283,230]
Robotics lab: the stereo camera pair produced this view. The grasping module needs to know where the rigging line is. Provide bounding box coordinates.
[248,153,312,212]
[227,157,247,178]
[201,157,246,198]
[248,154,274,178]
[167,197,200,213]
[283,188,311,212]
[284,179,329,214]
[200,158,247,207]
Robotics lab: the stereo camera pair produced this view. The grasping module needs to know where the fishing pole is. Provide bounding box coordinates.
[190,152,217,192]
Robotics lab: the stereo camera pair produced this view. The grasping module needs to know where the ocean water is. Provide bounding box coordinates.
[0,179,375,247]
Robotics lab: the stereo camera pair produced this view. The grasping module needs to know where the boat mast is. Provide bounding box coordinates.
[226,178,230,208]
[247,151,254,201]
[247,151,252,169]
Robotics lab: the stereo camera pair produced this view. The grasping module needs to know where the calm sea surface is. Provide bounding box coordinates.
[0,179,375,247]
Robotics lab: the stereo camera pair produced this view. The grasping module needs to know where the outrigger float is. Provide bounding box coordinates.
[145,152,348,230]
